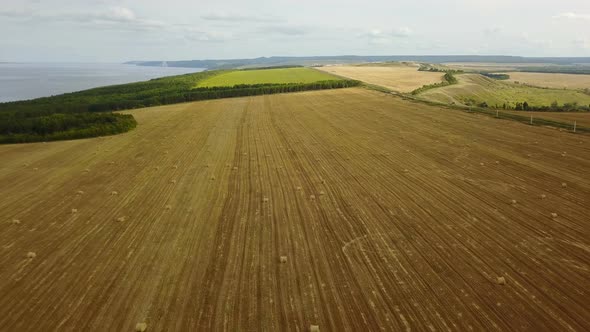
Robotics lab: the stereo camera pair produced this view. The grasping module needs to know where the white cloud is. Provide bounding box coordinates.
[554,12,590,21]
[360,27,413,45]
[201,12,281,23]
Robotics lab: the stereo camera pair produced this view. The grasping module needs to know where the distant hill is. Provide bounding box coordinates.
[126,55,590,70]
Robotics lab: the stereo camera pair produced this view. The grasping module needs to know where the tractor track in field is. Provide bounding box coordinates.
[1,88,589,331]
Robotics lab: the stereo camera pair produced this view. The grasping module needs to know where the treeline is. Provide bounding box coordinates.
[411,72,458,95]
[474,100,590,112]
[0,70,358,143]
[86,80,361,111]
[0,70,221,117]
[241,65,303,71]
[519,66,590,75]
[418,65,463,74]
[0,113,136,144]
[482,73,510,80]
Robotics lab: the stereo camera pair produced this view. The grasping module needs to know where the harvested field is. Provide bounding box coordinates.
[505,72,590,90]
[317,65,444,92]
[504,110,590,127]
[419,73,590,107]
[1,88,590,331]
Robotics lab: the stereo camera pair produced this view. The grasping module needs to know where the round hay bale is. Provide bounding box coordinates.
[480,162,485,166]
[540,194,546,199]
[173,165,178,169]
[170,180,176,184]
[319,191,325,196]
[263,197,269,203]
[550,212,558,219]
[561,182,567,188]
[280,256,287,263]
[310,195,316,201]
[165,205,172,210]
[27,252,36,259]
[510,199,517,205]
[310,325,320,332]
[296,186,302,191]
[12,219,21,225]
[116,216,126,222]
[233,166,238,170]
[496,276,506,285]
[135,322,148,332]
[111,191,119,196]
[71,209,78,214]
[76,190,85,195]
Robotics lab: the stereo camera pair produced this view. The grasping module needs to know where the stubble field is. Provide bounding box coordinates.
[317,65,444,92]
[1,88,589,331]
[504,72,590,90]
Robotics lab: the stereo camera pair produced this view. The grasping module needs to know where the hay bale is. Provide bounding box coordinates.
[84,169,90,173]
[108,162,115,165]
[496,276,506,285]
[280,256,287,263]
[135,322,148,332]
[33,167,38,171]
[403,169,409,173]
[12,219,21,225]
[233,166,238,170]
[111,191,119,196]
[76,190,85,195]
[495,161,500,165]
[540,194,546,199]
[170,180,176,184]
[310,195,316,201]
[154,167,160,170]
[116,216,126,222]
[71,209,78,214]
[210,176,216,181]
[550,212,558,219]
[296,186,302,191]
[27,252,36,259]
[510,199,517,205]
[321,180,326,184]
[173,165,178,169]
[310,325,320,332]
[561,182,567,188]
[263,197,269,203]
[165,205,172,210]
[319,191,325,196]
[480,162,485,166]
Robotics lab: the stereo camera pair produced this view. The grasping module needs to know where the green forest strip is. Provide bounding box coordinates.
[411,72,458,95]
[0,69,359,144]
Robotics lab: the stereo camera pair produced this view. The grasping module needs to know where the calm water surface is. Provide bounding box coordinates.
[0,63,204,102]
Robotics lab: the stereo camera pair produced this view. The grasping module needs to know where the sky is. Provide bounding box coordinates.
[1,0,590,62]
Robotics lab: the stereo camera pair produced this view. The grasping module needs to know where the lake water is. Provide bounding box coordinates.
[0,63,204,103]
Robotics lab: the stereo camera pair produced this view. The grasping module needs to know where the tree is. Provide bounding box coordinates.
[523,101,529,110]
